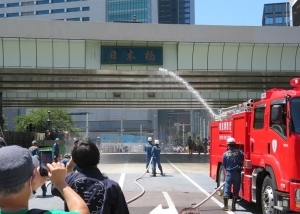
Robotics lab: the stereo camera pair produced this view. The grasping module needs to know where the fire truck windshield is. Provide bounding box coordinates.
[290,98,300,134]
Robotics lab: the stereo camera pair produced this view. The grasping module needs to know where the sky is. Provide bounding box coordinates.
[195,0,289,26]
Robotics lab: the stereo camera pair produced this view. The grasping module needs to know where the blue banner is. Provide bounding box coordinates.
[101,47,163,65]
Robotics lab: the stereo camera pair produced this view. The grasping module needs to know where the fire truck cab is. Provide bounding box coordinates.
[210,78,300,214]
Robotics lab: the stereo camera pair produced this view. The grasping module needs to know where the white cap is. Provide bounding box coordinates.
[226,137,235,144]
[148,137,152,142]
[155,140,159,144]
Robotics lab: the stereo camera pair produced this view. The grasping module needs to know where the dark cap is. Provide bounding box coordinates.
[0,145,39,189]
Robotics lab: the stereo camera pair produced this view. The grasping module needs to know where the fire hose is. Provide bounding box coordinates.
[126,156,154,204]
[192,182,225,208]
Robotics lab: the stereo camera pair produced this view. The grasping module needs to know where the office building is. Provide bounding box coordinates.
[290,0,300,26]
[158,0,195,24]
[0,0,158,23]
[107,0,158,23]
[262,2,290,26]
[0,0,106,22]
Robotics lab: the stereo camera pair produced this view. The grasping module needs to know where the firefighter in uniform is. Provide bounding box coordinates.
[222,137,244,211]
[151,140,165,177]
[145,137,154,173]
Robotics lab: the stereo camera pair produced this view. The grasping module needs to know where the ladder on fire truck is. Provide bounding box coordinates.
[214,99,254,121]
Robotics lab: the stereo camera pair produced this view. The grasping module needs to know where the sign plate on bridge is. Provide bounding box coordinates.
[174,123,182,126]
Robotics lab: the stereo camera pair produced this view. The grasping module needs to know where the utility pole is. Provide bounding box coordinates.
[140,124,144,143]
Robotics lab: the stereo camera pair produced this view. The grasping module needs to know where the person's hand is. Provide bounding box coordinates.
[47,162,67,188]
[66,157,76,169]
[32,167,48,191]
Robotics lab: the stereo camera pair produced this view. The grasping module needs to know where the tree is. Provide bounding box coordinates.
[14,109,81,135]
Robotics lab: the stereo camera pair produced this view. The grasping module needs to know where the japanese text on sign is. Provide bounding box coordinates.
[219,121,232,131]
[101,47,163,65]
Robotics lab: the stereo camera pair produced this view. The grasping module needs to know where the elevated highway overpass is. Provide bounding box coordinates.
[1,19,300,109]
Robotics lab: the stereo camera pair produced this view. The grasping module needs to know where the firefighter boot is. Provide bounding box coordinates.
[151,170,156,177]
[146,169,149,173]
[160,171,165,176]
[222,197,229,211]
[231,197,237,211]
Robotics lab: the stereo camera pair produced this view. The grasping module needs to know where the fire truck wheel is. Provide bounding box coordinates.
[261,176,281,214]
[217,165,226,196]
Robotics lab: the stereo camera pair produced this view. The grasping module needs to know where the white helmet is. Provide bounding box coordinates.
[226,137,235,145]
[148,137,152,142]
[155,140,159,145]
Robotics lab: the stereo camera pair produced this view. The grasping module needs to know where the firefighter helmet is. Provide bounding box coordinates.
[155,140,159,145]
[148,137,152,142]
[226,137,235,145]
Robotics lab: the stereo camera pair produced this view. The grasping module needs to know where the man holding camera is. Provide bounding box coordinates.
[0,145,89,214]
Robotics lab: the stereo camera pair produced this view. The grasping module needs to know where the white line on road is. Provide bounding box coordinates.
[118,173,126,190]
[166,159,235,214]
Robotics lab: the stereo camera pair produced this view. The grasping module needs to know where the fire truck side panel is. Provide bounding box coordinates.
[209,122,222,181]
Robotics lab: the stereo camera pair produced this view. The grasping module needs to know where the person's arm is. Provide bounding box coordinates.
[66,157,77,173]
[47,162,89,214]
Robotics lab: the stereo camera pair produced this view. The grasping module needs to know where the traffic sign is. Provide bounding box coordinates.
[174,123,182,126]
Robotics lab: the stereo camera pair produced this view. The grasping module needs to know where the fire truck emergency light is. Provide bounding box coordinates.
[290,78,300,88]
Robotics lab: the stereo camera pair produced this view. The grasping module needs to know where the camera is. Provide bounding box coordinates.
[39,150,53,176]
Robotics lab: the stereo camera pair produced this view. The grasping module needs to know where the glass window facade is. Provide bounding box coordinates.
[67,17,80,21]
[82,7,89,11]
[158,0,192,24]
[67,7,80,12]
[36,10,49,15]
[52,0,64,3]
[107,0,152,23]
[82,17,89,21]
[0,4,4,8]
[7,3,19,7]
[67,0,79,2]
[22,1,34,6]
[7,12,19,17]
[262,2,290,26]
[36,0,49,4]
[0,14,4,18]
[21,11,34,16]
[52,9,64,13]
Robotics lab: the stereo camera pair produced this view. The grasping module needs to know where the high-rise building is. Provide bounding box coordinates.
[158,0,195,24]
[0,0,158,23]
[290,0,300,26]
[0,0,106,22]
[107,0,158,23]
[262,2,290,26]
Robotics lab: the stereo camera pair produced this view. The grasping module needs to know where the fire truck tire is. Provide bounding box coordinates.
[217,165,226,196]
[261,176,283,214]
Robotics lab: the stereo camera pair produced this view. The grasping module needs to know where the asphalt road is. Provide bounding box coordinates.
[29,152,262,214]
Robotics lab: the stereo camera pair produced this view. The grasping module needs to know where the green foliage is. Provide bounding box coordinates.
[14,109,81,135]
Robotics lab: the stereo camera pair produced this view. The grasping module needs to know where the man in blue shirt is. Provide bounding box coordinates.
[222,137,244,211]
[52,140,129,214]
[144,137,154,173]
[52,138,60,163]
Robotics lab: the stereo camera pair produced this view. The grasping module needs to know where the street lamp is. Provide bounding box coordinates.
[97,136,101,148]
[140,124,145,143]
[168,119,172,144]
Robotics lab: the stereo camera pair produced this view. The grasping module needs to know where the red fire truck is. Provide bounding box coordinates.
[210,78,300,214]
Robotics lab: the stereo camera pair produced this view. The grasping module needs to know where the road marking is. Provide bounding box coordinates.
[118,173,126,189]
[166,159,235,214]
[150,192,177,214]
